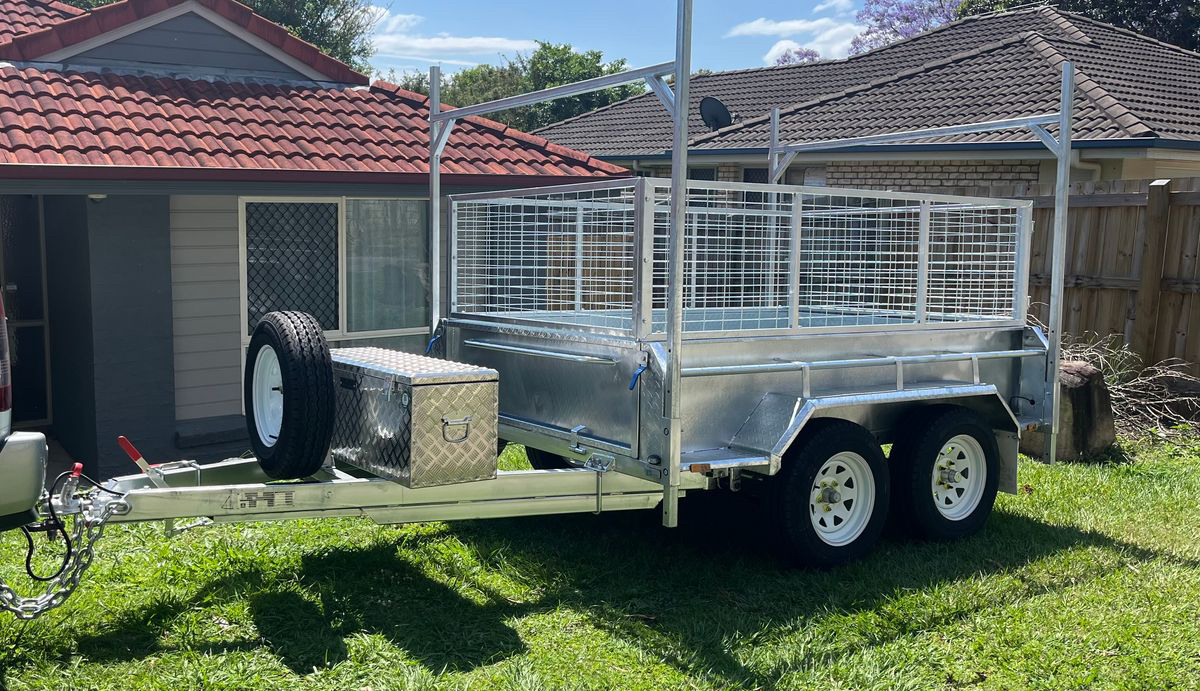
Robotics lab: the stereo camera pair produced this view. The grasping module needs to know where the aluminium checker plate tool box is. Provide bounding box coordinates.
[329,347,498,488]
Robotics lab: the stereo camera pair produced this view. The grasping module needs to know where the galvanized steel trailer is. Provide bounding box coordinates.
[2,0,1079,618]
[439,177,1051,531]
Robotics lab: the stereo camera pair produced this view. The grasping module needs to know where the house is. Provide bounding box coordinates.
[536,6,1200,191]
[0,0,626,477]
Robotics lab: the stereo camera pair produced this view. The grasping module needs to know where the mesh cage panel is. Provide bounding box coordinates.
[651,183,793,332]
[245,201,340,332]
[453,184,639,333]
[926,203,1020,321]
[789,192,921,328]
[451,180,1027,336]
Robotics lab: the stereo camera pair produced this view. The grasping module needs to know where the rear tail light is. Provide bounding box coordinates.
[0,294,11,413]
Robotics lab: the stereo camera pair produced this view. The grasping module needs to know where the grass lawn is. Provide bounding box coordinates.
[1,441,1199,690]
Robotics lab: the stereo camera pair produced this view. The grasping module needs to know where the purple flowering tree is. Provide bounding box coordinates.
[850,0,965,54]
[775,46,823,65]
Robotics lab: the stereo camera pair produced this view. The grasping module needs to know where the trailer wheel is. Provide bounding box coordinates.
[244,311,335,480]
[771,420,889,568]
[525,447,572,469]
[888,407,999,540]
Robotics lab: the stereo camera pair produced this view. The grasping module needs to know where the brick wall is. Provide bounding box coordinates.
[717,164,740,182]
[825,159,1041,190]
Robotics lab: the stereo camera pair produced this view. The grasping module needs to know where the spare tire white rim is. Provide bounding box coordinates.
[252,344,283,448]
[931,434,987,521]
[809,451,876,547]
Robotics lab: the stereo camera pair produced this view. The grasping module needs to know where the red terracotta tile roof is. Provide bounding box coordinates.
[0,0,81,43]
[0,0,370,86]
[0,65,629,182]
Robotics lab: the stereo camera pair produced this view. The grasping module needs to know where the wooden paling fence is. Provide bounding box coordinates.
[952,177,1200,369]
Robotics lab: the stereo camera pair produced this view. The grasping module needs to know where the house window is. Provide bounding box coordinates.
[688,167,716,180]
[345,199,428,333]
[742,168,769,184]
[742,167,770,203]
[240,197,429,342]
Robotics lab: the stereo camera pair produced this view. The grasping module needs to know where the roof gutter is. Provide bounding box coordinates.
[0,165,629,187]
[603,137,1200,161]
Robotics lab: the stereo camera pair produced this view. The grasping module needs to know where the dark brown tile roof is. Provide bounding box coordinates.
[536,7,1199,156]
[693,32,1156,149]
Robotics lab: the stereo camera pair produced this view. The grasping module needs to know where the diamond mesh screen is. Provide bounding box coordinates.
[245,201,339,332]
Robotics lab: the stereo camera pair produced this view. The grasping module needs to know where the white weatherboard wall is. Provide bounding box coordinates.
[170,195,242,421]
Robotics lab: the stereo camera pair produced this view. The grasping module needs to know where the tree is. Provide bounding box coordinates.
[394,42,643,131]
[852,0,1200,54]
[67,0,379,71]
[775,47,822,65]
[850,0,965,53]
[957,0,1200,52]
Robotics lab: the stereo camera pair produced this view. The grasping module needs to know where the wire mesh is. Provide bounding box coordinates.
[926,203,1020,321]
[452,183,641,333]
[451,180,1027,337]
[649,182,793,332]
[787,191,922,329]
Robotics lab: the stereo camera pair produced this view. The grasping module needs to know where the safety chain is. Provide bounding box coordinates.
[0,496,125,620]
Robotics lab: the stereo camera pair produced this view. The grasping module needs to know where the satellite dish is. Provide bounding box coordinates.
[699,96,733,131]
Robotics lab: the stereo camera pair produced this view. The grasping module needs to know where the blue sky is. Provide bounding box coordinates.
[367,1,864,76]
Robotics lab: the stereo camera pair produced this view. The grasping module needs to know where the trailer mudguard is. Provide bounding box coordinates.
[729,385,1020,494]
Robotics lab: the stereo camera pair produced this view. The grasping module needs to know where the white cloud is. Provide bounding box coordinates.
[381,13,423,34]
[728,15,862,62]
[813,0,855,14]
[764,39,803,64]
[803,22,863,57]
[726,17,843,37]
[375,34,537,58]
[370,8,536,63]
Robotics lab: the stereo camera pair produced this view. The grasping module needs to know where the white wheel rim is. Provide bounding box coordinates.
[252,345,283,448]
[809,452,876,547]
[931,434,986,521]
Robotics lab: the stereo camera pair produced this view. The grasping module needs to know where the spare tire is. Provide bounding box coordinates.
[244,311,335,479]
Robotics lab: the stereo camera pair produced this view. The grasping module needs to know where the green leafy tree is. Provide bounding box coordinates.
[443,61,528,117]
[517,42,641,131]
[394,42,644,131]
[957,0,1200,52]
[67,0,378,71]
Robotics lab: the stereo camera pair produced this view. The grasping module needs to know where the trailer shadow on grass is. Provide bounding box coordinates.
[444,491,1200,688]
[59,490,1196,685]
[66,543,528,674]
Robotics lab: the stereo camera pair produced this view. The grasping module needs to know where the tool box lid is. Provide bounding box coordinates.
[330,347,498,385]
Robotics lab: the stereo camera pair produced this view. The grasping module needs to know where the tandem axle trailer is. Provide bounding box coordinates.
[1,0,1079,620]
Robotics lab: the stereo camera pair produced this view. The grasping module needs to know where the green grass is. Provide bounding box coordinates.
[2,441,1199,690]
